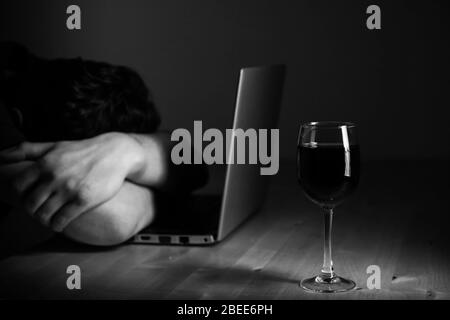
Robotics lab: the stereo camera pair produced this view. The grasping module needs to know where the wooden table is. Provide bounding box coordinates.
[0,160,449,299]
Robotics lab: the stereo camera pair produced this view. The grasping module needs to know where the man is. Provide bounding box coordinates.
[0,42,207,246]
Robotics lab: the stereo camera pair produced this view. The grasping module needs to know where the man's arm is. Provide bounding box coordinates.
[128,132,209,192]
[0,161,156,246]
[63,181,155,246]
[0,132,208,243]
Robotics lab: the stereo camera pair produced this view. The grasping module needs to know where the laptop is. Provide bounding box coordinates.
[133,64,285,245]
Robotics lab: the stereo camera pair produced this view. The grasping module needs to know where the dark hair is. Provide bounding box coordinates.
[1,43,160,142]
[31,58,160,141]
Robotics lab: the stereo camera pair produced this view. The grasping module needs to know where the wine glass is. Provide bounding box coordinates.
[297,121,360,293]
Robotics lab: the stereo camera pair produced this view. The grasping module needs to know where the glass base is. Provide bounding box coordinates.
[300,274,356,293]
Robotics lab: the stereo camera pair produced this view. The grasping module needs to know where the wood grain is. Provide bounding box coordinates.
[0,160,449,299]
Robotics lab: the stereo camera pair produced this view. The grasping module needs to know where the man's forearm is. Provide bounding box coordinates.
[0,161,156,246]
[128,132,208,192]
[64,181,155,246]
[0,131,208,246]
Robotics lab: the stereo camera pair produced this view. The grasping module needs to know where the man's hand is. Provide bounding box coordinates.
[0,132,144,232]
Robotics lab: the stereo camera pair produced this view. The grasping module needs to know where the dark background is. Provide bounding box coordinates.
[1,0,449,162]
[0,1,450,297]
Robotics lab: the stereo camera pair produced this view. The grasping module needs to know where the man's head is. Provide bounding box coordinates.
[1,43,160,142]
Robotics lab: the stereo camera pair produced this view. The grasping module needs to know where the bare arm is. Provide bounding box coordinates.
[64,181,155,246]
[0,131,207,245]
[0,133,155,233]
[128,132,209,192]
[0,161,156,246]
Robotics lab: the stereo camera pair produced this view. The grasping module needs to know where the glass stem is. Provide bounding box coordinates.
[321,208,334,278]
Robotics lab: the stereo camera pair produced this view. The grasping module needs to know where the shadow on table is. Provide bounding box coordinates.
[26,235,119,254]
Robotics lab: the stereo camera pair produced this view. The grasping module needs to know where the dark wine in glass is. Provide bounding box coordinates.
[298,143,360,207]
[297,122,360,293]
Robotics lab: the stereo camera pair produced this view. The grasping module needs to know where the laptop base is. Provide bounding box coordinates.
[132,194,221,245]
